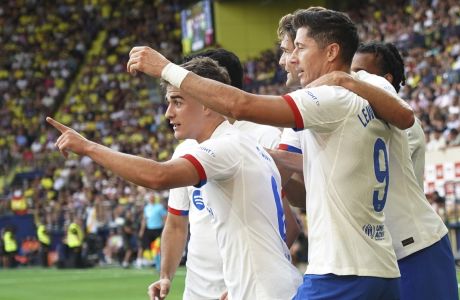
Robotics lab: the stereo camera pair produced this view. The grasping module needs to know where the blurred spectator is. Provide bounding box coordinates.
[121,210,138,268]
[136,193,167,268]
[36,221,51,267]
[447,128,460,146]
[10,189,27,215]
[427,128,447,151]
[1,226,18,268]
[65,216,84,268]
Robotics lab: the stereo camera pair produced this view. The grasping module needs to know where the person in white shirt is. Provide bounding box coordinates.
[350,41,457,300]
[160,48,298,300]
[48,57,302,300]
[127,8,415,300]
[277,39,457,300]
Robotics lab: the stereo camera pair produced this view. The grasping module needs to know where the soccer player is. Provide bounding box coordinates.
[48,57,302,300]
[158,48,298,300]
[349,42,457,300]
[276,36,458,299]
[127,8,417,299]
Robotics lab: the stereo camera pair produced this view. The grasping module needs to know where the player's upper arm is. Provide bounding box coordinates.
[151,158,202,189]
[231,93,298,128]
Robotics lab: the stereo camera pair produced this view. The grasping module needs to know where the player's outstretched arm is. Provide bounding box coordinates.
[148,214,189,300]
[307,71,414,130]
[127,46,296,128]
[46,117,200,190]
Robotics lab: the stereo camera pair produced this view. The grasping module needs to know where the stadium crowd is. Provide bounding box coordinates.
[1,0,460,270]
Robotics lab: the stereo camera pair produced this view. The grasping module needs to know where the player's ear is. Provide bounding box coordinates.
[326,43,340,63]
[383,73,394,85]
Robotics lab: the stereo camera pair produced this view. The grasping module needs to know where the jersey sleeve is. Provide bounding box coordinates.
[355,70,397,95]
[181,136,240,188]
[167,187,190,216]
[282,85,352,132]
[278,128,302,154]
[257,126,282,149]
[168,140,196,216]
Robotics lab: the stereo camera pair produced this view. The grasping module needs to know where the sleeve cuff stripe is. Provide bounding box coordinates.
[181,154,207,188]
[282,94,304,131]
[168,206,189,216]
[278,143,302,154]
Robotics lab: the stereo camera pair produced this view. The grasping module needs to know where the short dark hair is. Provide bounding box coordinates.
[161,56,231,91]
[292,8,359,66]
[277,14,295,42]
[356,42,406,92]
[183,48,243,89]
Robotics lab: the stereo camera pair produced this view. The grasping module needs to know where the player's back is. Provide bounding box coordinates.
[286,85,399,277]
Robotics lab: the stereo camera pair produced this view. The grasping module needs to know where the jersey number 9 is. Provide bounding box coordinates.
[372,138,389,212]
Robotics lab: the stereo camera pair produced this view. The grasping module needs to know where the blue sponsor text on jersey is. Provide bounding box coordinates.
[199,146,216,157]
[357,104,376,128]
[256,146,273,163]
[303,89,319,106]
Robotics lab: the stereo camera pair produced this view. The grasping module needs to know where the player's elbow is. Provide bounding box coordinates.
[145,170,170,190]
[395,108,415,130]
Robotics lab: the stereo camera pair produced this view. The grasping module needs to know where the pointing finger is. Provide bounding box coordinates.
[46,117,70,133]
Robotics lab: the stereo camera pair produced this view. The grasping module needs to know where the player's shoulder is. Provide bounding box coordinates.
[172,139,198,158]
[354,70,396,94]
[288,85,351,103]
[234,120,281,136]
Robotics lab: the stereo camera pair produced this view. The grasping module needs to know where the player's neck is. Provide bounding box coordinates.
[195,118,226,143]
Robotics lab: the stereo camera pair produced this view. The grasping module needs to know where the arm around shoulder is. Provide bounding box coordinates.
[343,75,415,130]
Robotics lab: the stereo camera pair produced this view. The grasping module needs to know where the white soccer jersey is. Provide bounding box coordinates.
[406,118,426,189]
[181,121,302,300]
[355,71,447,260]
[283,83,400,278]
[169,122,283,299]
[233,120,281,149]
[169,139,226,300]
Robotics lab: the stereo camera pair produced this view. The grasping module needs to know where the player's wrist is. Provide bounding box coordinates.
[159,273,172,281]
[161,63,190,88]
